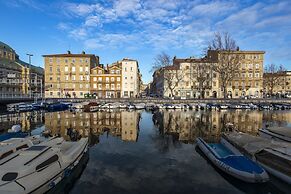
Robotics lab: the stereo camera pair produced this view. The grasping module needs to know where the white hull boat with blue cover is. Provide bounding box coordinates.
[0,137,88,194]
[196,137,269,183]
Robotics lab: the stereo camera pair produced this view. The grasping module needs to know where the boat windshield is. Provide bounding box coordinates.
[25,146,47,151]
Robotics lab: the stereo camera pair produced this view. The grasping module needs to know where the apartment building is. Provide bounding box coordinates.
[120,58,142,98]
[43,51,99,98]
[90,64,122,98]
[264,71,291,96]
[152,49,264,99]
[152,57,219,98]
[0,41,44,98]
[208,50,265,98]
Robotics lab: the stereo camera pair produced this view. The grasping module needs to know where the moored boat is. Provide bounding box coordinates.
[0,137,89,194]
[259,127,291,143]
[196,137,269,183]
[223,131,291,184]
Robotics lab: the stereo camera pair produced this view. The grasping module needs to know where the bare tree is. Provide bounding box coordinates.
[190,62,212,99]
[208,32,240,98]
[163,67,184,97]
[208,32,237,51]
[263,64,286,96]
[151,52,171,72]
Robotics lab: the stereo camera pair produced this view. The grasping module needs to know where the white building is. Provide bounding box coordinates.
[120,58,141,98]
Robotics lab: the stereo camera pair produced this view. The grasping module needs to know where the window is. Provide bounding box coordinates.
[131,76,133,79]
[80,59,83,63]
[186,66,189,70]
[98,84,102,89]
[111,77,115,82]
[72,66,76,72]
[106,84,109,89]
[106,77,109,82]
[72,75,75,81]
[255,73,259,78]
[80,75,83,80]
[117,84,120,89]
[235,82,238,86]
[242,73,245,78]
[111,84,115,89]
[65,59,68,63]
[80,67,83,72]
[86,75,89,81]
[98,70,102,74]
[241,64,245,68]
[85,67,89,72]
[93,77,97,81]
[124,91,128,96]
[49,76,52,81]
[125,76,127,80]
[65,66,68,72]
[98,77,102,82]
[93,84,97,88]
[36,155,59,171]
[255,64,259,69]
[49,58,53,63]
[86,84,89,88]
[80,84,83,88]
[65,75,69,81]
[249,73,252,78]
[130,67,133,71]
[80,92,83,96]
[125,67,127,72]
[116,70,120,74]
[111,70,115,74]
[248,64,253,69]
[50,92,53,96]
[49,66,52,72]
[72,58,75,63]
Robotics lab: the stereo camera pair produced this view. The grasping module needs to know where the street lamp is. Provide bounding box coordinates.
[26,53,33,98]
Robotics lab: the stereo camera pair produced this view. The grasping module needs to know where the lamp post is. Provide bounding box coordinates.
[26,53,33,98]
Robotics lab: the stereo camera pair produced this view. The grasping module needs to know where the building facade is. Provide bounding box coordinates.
[90,64,122,98]
[43,51,99,98]
[264,71,291,96]
[152,49,264,99]
[208,50,265,98]
[120,58,141,98]
[0,41,44,98]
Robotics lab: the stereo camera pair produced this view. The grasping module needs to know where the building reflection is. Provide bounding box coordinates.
[44,110,141,145]
[0,111,44,133]
[152,110,265,143]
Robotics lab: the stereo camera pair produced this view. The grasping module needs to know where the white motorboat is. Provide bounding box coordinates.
[259,127,291,143]
[127,104,135,109]
[196,137,269,183]
[0,137,88,194]
[165,104,175,109]
[174,104,183,109]
[135,103,145,109]
[118,103,127,109]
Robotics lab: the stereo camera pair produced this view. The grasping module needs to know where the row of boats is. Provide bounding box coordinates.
[197,127,291,184]
[7,101,291,113]
[0,135,88,194]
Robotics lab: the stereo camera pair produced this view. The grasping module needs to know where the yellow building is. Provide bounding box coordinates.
[208,50,265,98]
[90,63,122,98]
[43,51,99,98]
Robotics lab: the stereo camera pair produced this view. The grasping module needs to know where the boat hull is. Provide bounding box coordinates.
[196,138,269,183]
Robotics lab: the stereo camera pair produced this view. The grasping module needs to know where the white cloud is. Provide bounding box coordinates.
[85,15,101,27]
[69,28,88,40]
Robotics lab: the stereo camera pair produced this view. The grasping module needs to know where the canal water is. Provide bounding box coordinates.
[1,109,291,194]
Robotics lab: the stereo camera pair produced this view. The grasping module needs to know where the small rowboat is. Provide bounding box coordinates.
[196,137,269,183]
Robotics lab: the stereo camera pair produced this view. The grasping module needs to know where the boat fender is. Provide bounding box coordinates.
[49,176,62,188]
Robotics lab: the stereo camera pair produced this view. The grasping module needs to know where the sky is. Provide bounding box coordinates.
[0,0,290,83]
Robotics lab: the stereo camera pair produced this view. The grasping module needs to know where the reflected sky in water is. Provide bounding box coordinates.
[0,110,291,193]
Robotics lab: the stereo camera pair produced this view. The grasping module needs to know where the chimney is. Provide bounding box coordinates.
[236,47,240,51]
[82,51,85,54]
[67,50,71,54]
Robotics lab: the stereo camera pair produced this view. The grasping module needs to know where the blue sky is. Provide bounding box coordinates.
[0,0,290,83]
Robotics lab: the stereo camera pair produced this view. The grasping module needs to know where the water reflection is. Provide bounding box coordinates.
[0,111,44,132]
[152,109,267,143]
[44,111,141,144]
